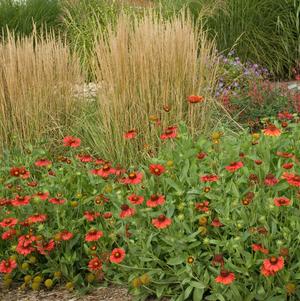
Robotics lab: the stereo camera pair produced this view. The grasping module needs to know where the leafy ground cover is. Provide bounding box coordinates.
[1,110,300,300]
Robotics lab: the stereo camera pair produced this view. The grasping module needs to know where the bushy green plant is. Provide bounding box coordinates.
[0,0,62,37]
[227,82,297,127]
[155,0,300,79]
[1,119,300,299]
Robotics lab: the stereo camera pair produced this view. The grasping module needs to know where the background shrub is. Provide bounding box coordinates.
[0,0,62,37]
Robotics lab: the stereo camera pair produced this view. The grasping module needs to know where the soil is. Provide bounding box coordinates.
[0,286,132,301]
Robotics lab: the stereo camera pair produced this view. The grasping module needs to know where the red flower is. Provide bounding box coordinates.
[1,229,16,240]
[187,95,205,104]
[60,230,73,241]
[16,240,35,256]
[124,130,137,140]
[103,212,113,219]
[261,256,284,276]
[277,151,293,158]
[18,234,36,247]
[26,214,47,224]
[88,257,102,271]
[36,239,55,255]
[160,126,177,140]
[252,243,269,254]
[254,160,262,165]
[128,194,144,205]
[77,154,93,163]
[84,211,101,222]
[264,174,279,186]
[197,152,207,160]
[282,172,300,187]
[27,181,38,187]
[152,214,172,229]
[85,230,103,242]
[35,159,52,167]
[211,218,224,227]
[263,124,281,137]
[0,217,18,228]
[34,191,49,201]
[109,248,126,264]
[48,198,65,205]
[274,197,291,207]
[94,158,105,165]
[195,201,209,212]
[215,270,235,285]
[149,164,165,176]
[91,164,116,178]
[278,112,293,120]
[200,174,219,182]
[119,204,136,218]
[225,161,243,172]
[11,195,31,206]
[0,259,17,273]
[10,167,21,177]
[146,194,165,207]
[63,136,81,147]
[282,163,293,169]
[120,172,143,185]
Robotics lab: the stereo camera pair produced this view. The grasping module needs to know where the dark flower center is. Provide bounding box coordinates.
[90,230,97,235]
[187,257,194,263]
[158,215,166,222]
[114,252,121,258]
[102,164,110,171]
[165,129,173,135]
[270,256,278,264]
[128,173,136,179]
[220,270,229,277]
[150,194,159,201]
[5,262,10,267]
[132,196,139,202]
[242,199,250,205]
[121,204,129,211]
[154,168,160,173]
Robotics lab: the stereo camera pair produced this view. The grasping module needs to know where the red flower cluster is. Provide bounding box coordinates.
[282,172,300,187]
[10,167,30,179]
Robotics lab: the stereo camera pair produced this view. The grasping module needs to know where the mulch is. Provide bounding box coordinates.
[0,286,132,301]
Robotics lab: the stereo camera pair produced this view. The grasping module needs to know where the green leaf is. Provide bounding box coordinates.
[156,285,165,298]
[193,288,204,301]
[189,281,206,289]
[165,178,182,192]
[184,286,193,299]
[167,256,185,265]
